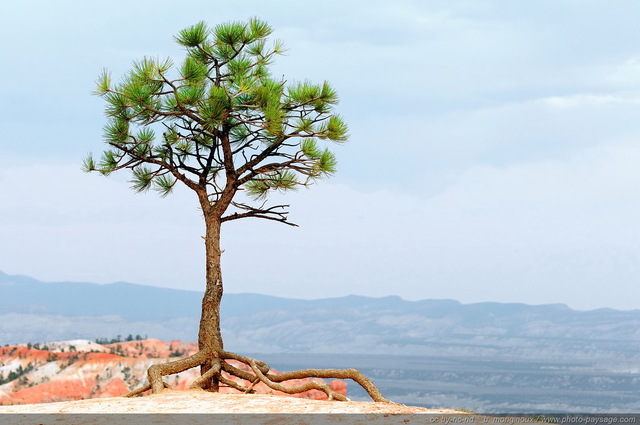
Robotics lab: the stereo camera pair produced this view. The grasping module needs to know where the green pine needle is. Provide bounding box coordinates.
[81,155,96,172]
[136,128,155,143]
[296,118,314,134]
[272,39,287,55]
[301,138,321,159]
[317,149,337,175]
[98,150,119,174]
[320,81,339,104]
[130,166,154,192]
[154,174,176,197]
[215,22,248,46]
[104,92,130,118]
[103,119,130,145]
[156,57,174,73]
[88,18,347,206]
[248,17,272,40]
[134,143,150,156]
[288,81,320,104]
[228,57,253,83]
[213,44,235,61]
[245,170,299,199]
[163,127,179,144]
[94,69,111,95]
[176,85,205,105]
[175,21,208,47]
[181,57,208,82]
[322,115,349,142]
[247,39,266,57]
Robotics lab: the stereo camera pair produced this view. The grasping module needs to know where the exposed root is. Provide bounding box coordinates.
[268,368,391,403]
[122,349,392,403]
[218,375,256,393]
[123,381,170,398]
[123,383,152,398]
[148,349,210,394]
[243,377,261,394]
[188,358,221,389]
[124,349,210,397]
[247,358,348,401]
[221,350,270,374]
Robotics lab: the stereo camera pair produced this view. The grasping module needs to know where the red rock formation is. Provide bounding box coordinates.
[0,340,346,405]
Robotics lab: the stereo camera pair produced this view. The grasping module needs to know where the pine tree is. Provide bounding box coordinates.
[85,18,388,402]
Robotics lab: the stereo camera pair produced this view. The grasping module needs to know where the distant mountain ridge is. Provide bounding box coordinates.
[1,270,640,364]
[5,271,639,413]
[0,271,201,320]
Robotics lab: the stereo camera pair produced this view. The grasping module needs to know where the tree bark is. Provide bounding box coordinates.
[198,213,224,390]
[123,206,392,402]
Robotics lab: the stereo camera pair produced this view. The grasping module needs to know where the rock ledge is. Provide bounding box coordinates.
[0,389,452,414]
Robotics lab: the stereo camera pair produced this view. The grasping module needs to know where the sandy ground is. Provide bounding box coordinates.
[0,389,441,413]
[0,390,544,424]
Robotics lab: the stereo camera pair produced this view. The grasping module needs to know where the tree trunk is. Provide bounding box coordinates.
[198,213,224,390]
[123,199,391,404]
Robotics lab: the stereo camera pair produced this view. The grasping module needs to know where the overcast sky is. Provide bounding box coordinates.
[1,1,640,310]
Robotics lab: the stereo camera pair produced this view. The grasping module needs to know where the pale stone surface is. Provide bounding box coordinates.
[0,390,549,425]
[0,389,439,413]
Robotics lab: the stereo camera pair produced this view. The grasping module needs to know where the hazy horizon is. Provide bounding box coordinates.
[3,268,637,313]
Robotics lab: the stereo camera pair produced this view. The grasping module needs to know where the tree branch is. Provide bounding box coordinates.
[221,203,297,226]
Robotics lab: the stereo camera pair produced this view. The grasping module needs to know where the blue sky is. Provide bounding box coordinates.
[1,1,640,310]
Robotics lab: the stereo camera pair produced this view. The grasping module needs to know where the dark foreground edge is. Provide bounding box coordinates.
[0,414,639,425]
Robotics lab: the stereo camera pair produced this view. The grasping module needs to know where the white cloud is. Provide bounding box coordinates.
[1,137,640,311]
[2,0,640,311]
[0,157,204,288]
[541,93,640,109]
[223,139,640,310]
[606,58,640,87]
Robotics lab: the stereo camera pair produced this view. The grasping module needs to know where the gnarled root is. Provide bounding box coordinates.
[266,367,390,403]
[122,349,391,403]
